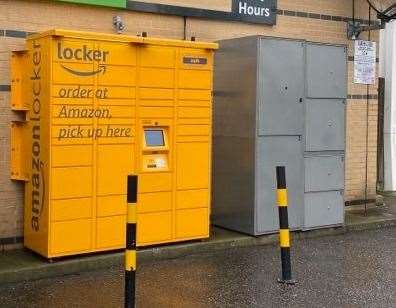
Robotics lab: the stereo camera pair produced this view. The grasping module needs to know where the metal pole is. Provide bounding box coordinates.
[276,166,296,285]
[125,175,138,308]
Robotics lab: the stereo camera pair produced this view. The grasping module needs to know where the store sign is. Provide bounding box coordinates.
[59,0,126,8]
[232,0,276,24]
[354,40,376,85]
[57,0,277,25]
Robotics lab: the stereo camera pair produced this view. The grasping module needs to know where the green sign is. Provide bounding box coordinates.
[58,0,126,8]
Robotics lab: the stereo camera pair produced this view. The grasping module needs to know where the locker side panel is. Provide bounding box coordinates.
[23,36,51,257]
[212,37,258,235]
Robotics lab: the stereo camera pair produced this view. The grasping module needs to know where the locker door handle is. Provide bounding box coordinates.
[299,98,303,103]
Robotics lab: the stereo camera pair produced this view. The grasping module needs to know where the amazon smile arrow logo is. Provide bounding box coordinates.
[61,64,107,76]
[57,42,110,77]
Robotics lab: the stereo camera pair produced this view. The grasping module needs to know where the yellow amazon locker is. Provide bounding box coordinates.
[10,29,217,258]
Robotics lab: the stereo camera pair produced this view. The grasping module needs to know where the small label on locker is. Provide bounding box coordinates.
[183,57,207,65]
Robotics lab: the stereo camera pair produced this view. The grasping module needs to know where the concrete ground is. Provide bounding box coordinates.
[0,195,395,286]
[0,227,395,308]
[345,193,396,227]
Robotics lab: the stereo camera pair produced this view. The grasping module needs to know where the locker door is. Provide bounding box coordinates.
[306,43,347,99]
[258,39,305,136]
[305,154,344,192]
[256,136,304,234]
[304,191,344,229]
[305,99,345,151]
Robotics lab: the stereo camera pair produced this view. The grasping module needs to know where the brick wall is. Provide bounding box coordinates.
[138,0,230,11]
[0,0,379,244]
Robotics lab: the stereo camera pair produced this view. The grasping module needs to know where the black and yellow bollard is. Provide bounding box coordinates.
[125,175,138,308]
[276,166,296,285]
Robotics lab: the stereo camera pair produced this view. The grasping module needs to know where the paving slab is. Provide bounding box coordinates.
[0,195,395,285]
[1,228,395,308]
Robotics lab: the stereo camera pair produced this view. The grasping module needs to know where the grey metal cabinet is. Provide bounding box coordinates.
[212,36,346,236]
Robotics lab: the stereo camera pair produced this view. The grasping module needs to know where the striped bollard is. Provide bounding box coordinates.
[276,166,296,285]
[125,175,138,308]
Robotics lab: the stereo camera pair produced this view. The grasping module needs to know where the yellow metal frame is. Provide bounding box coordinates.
[10,121,29,181]
[10,50,29,111]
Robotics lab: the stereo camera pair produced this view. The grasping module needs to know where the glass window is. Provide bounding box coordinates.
[144,130,164,147]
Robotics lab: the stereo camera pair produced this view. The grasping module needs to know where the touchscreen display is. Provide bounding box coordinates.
[145,130,164,147]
